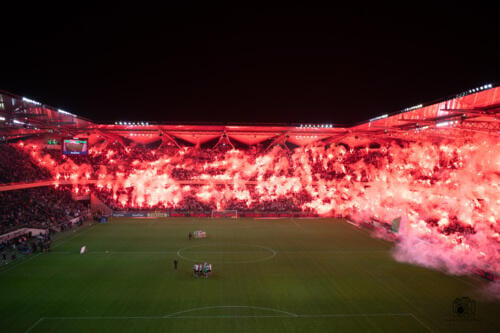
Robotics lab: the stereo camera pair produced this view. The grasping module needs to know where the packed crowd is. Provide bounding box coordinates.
[92,184,313,214]
[0,186,88,234]
[0,137,498,274]
[0,144,52,184]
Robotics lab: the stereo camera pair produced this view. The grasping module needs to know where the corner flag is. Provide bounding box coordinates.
[391,217,401,233]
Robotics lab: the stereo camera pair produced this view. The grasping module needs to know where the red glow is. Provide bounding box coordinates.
[16,121,500,278]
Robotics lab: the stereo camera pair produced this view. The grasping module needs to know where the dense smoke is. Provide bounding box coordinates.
[21,136,500,278]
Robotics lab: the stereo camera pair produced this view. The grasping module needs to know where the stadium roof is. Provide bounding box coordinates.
[1,85,499,146]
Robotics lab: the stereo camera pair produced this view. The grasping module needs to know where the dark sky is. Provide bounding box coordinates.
[1,4,498,125]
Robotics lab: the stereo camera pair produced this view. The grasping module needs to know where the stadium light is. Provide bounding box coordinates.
[0,116,5,121]
[58,109,75,117]
[22,97,41,105]
[436,120,457,127]
[403,104,423,113]
[369,114,388,122]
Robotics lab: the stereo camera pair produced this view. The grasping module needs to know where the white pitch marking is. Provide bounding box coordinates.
[0,253,42,276]
[35,312,416,321]
[52,224,95,249]
[176,244,277,264]
[409,313,435,333]
[163,305,298,318]
[24,317,45,333]
[48,249,387,255]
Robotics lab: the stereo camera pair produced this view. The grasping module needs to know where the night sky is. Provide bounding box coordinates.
[1,5,498,125]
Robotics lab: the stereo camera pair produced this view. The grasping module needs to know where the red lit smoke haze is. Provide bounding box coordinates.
[23,137,500,279]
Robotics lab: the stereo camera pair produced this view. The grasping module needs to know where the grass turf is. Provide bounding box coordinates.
[0,218,499,332]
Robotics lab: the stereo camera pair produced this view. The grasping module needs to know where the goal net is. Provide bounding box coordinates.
[211,210,238,219]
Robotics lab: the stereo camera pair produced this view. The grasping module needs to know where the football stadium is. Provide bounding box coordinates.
[0,85,499,332]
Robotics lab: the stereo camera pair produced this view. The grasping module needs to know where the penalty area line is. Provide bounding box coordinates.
[0,253,43,276]
[24,317,45,333]
[36,312,415,320]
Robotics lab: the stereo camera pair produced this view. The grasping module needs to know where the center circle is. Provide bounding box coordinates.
[177,244,276,264]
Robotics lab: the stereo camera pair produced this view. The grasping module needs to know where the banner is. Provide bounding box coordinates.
[111,211,320,218]
[112,212,147,217]
[0,228,48,242]
[147,212,169,218]
[112,211,169,218]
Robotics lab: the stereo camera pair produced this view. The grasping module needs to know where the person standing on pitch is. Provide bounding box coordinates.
[173,259,178,270]
[188,232,192,240]
[203,263,209,278]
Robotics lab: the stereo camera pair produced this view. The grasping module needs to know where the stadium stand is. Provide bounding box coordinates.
[0,85,498,276]
[0,186,88,234]
[0,143,51,184]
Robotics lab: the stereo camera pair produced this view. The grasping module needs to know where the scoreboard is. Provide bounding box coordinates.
[62,139,88,155]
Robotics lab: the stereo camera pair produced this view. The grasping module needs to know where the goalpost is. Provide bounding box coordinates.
[211,210,238,219]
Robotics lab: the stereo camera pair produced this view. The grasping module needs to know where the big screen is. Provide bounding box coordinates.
[62,139,88,155]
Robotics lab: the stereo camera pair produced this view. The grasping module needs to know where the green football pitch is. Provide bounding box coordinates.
[1,218,499,333]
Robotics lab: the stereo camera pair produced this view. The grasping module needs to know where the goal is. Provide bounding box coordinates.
[211,210,238,219]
